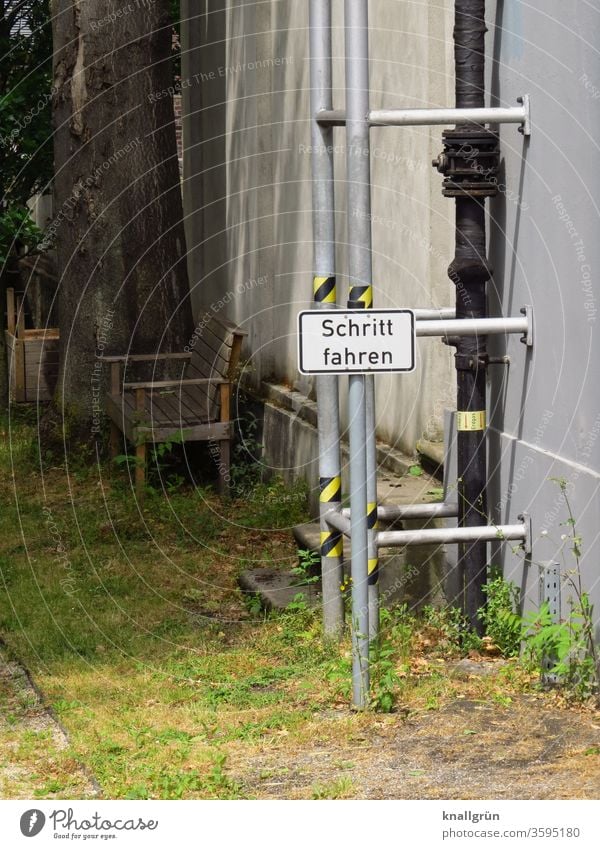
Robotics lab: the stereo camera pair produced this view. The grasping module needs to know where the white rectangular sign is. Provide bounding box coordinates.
[298,309,415,375]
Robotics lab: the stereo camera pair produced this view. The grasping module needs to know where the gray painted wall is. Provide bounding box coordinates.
[486,1,600,617]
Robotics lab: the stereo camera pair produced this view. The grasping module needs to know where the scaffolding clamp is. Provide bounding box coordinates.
[521,305,534,347]
[519,512,532,556]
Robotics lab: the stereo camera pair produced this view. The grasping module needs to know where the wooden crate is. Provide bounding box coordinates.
[5,288,59,403]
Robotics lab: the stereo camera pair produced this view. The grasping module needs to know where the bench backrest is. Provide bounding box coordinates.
[185,314,246,421]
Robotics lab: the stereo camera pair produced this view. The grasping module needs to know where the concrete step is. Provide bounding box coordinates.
[416,437,445,479]
[240,465,448,613]
[292,522,320,554]
[238,568,321,611]
[293,468,446,552]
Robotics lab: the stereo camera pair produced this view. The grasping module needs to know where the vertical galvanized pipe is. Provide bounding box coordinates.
[348,376,369,705]
[452,0,489,631]
[345,0,372,706]
[310,0,345,639]
[366,380,379,642]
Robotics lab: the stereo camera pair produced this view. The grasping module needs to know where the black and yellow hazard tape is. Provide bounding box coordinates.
[367,502,378,530]
[368,500,379,584]
[313,276,337,304]
[320,476,342,504]
[368,558,379,584]
[321,530,343,559]
[349,285,373,309]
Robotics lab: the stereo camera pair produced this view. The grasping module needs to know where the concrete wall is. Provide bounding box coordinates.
[181,0,456,455]
[181,1,600,617]
[485,1,600,617]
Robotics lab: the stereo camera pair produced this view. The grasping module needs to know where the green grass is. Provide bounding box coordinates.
[0,413,341,797]
[0,412,539,799]
[312,777,355,799]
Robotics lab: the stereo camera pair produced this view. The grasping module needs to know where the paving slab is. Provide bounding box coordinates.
[238,568,321,610]
[0,646,100,799]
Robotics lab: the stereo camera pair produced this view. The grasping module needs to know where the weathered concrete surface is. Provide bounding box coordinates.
[239,568,321,611]
[257,381,414,515]
[181,0,456,458]
[241,431,448,611]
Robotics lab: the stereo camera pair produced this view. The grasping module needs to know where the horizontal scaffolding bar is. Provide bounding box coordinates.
[370,103,529,133]
[316,109,346,126]
[317,97,531,136]
[416,313,532,345]
[342,502,458,521]
[414,308,456,320]
[325,509,352,538]
[308,304,456,320]
[377,522,528,549]
[328,511,532,556]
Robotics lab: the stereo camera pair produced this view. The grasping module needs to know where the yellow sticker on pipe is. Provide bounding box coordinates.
[457,411,487,432]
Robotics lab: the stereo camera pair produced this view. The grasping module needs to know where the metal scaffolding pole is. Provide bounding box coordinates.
[303,0,532,706]
[310,0,345,639]
[342,502,459,521]
[369,103,529,129]
[377,522,528,549]
[416,315,529,339]
[315,98,531,135]
[345,0,372,708]
[327,510,531,553]
[366,379,379,643]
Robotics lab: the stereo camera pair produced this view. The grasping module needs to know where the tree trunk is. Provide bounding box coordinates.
[0,4,14,406]
[51,0,193,436]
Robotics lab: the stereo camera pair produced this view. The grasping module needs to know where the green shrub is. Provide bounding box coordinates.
[478,574,522,657]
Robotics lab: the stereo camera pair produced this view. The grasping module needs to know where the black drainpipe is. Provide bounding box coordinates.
[433,0,499,632]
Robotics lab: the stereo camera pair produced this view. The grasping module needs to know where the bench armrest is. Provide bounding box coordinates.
[99,352,192,364]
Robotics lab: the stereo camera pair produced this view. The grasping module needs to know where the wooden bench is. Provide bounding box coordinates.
[101,314,247,497]
[5,287,59,403]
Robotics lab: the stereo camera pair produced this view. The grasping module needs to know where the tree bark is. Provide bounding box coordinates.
[51,0,193,436]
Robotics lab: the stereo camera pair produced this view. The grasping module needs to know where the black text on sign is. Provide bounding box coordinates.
[298,309,416,375]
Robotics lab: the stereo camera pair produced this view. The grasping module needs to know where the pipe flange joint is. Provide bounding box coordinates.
[434,127,500,199]
[454,353,477,371]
